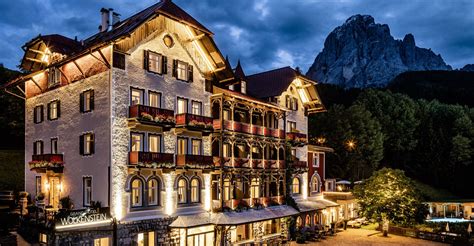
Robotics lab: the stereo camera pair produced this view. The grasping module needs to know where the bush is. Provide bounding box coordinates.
[59,196,73,210]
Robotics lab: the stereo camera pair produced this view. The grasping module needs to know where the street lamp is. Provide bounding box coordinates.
[346,140,356,151]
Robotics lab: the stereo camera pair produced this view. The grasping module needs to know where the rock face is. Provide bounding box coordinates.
[461,64,474,71]
[306,15,452,88]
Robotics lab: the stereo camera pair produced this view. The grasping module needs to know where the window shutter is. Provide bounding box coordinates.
[90,134,95,155]
[47,103,51,120]
[162,56,168,74]
[40,141,43,155]
[40,106,44,122]
[79,135,84,155]
[33,142,36,155]
[205,80,212,92]
[34,108,38,123]
[80,92,84,113]
[90,90,95,111]
[295,99,298,111]
[188,64,193,82]
[57,101,61,118]
[172,60,178,78]
[144,50,149,71]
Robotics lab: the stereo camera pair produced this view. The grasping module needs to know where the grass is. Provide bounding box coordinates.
[0,150,24,192]
[361,223,379,230]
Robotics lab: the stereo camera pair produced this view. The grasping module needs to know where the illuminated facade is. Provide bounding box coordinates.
[4,0,332,245]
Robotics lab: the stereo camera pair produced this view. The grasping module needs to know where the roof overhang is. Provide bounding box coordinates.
[308,145,334,153]
[294,76,326,114]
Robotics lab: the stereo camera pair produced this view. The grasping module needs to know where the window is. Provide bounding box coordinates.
[250,178,260,199]
[113,52,125,70]
[190,178,200,203]
[47,100,60,120]
[292,177,300,194]
[130,133,143,152]
[149,91,161,108]
[33,140,43,155]
[191,101,202,115]
[191,139,202,155]
[148,179,159,206]
[145,51,167,75]
[313,153,320,167]
[83,177,92,206]
[131,88,144,105]
[241,81,247,94]
[80,133,95,155]
[223,110,230,120]
[80,90,94,113]
[131,179,143,207]
[48,67,61,88]
[34,105,44,123]
[291,148,296,158]
[177,178,187,204]
[137,232,155,246]
[286,96,298,111]
[94,238,110,246]
[177,97,188,114]
[223,143,231,158]
[173,60,193,82]
[288,121,296,132]
[35,176,42,196]
[311,175,319,193]
[148,135,161,153]
[51,138,58,154]
[222,178,231,201]
[177,138,187,155]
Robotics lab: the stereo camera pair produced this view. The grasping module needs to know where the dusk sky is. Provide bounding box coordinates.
[0,0,473,74]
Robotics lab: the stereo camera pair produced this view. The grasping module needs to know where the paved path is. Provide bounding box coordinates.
[291,228,447,246]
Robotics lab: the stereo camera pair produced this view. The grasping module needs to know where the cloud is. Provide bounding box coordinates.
[0,0,472,72]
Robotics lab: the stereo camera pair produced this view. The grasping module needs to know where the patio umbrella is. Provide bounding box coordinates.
[468,223,472,235]
[446,223,450,232]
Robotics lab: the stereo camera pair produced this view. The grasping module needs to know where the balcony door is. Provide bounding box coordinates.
[177,138,187,155]
[48,177,61,209]
[177,98,188,114]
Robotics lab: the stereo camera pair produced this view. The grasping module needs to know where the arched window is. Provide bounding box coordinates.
[306,214,311,226]
[131,179,143,207]
[292,177,300,194]
[190,178,200,203]
[177,178,187,204]
[250,178,260,198]
[148,179,159,206]
[311,175,320,193]
[296,216,303,228]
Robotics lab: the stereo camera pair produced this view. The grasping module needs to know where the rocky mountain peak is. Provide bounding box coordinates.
[307,15,451,88]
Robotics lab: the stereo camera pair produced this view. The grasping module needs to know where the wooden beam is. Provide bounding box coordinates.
[73,60,85,78]
[90,52,110,68]
[16,85,26,97]
[185,33,205,42]
[4,88,25,100]
[25,57,46,64]
[58,67,70,84]
[28,49,46,55]
[97,49,111,68]
[30,77,43,93]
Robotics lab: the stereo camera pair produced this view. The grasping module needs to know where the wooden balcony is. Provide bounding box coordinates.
[129,152,174,167]
[128,105,175,130]
[176,154,214,168]
[28,154,64,173]
[293,160,308,169]
[286,132,308,146]
[175,113,214,136]
[213,120,285,139]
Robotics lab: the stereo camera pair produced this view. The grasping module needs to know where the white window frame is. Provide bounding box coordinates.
[177,97,188,114]
[83,133,94,155]
[148,91,162,108]
[131,88,144,105]
[148,134,162,153]
[83,176,92,207]
[48,100,59,120]
[313,153,320,168]
[177,61,188,81]
[147,51,163,74]
[190,178,200,203]
[130,132,144,152]
[131,179,143,207]
[191,100,202,115]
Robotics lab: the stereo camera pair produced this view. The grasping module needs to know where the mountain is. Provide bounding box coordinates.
[461,64,474,72]
[306,15,452,88]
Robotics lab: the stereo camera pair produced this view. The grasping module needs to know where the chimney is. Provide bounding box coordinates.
[112,12,121,27]
[100,8,113,32]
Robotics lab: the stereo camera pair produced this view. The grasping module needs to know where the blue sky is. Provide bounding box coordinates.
[0,0,472,73]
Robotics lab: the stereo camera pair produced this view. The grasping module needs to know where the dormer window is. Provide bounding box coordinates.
[48,67,61,88]
[241,81,247,94]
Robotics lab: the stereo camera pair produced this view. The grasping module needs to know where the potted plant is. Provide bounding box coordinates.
[59,196,74,210]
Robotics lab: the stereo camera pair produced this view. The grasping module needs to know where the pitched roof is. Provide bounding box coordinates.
[25,34,83,55]
[84,0,212,48]
[233,60,245,80]
[246,66,299,98]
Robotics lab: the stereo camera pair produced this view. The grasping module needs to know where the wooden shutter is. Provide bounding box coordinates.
[80,92,84,113]
[90,90,95,111]
[295,99,298,111]
[33,107,38,123]
[47,103,51,120]
[188,64,193,82]
[172,60,178,78]
[90,134,95,155]
[40,141,43,155]
[162,56,168,74]
[144,50,149,70]
[33,142,37,155]
[79,135,84,155]
[57,101,61,118]
[205,80,212,92]
[40,106,44,122]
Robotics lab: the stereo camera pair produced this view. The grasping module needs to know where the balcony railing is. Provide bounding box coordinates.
[176,113,214,134]
[286,132,308,145]
[129,152,174,167]
[129,105,175,129]
[213,120,285,139]
[29,154,64,173]
[293,160,308,168]
[214,157,284,169]
[176,154,214,168]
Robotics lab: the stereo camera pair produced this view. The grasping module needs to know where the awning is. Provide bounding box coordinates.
[296,198,340,212]
[169,205,299,228]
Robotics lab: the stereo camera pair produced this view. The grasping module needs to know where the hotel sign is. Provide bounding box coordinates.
[55,207,111,229]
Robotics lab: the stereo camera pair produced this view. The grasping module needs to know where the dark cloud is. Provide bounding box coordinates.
[0,0,472,72]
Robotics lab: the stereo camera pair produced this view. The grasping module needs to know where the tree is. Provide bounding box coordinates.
[353,168,427,226]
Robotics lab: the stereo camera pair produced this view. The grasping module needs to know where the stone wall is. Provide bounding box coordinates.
[117,217,179,246]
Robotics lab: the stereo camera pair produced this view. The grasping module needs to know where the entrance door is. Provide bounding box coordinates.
[49,177,61,209]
